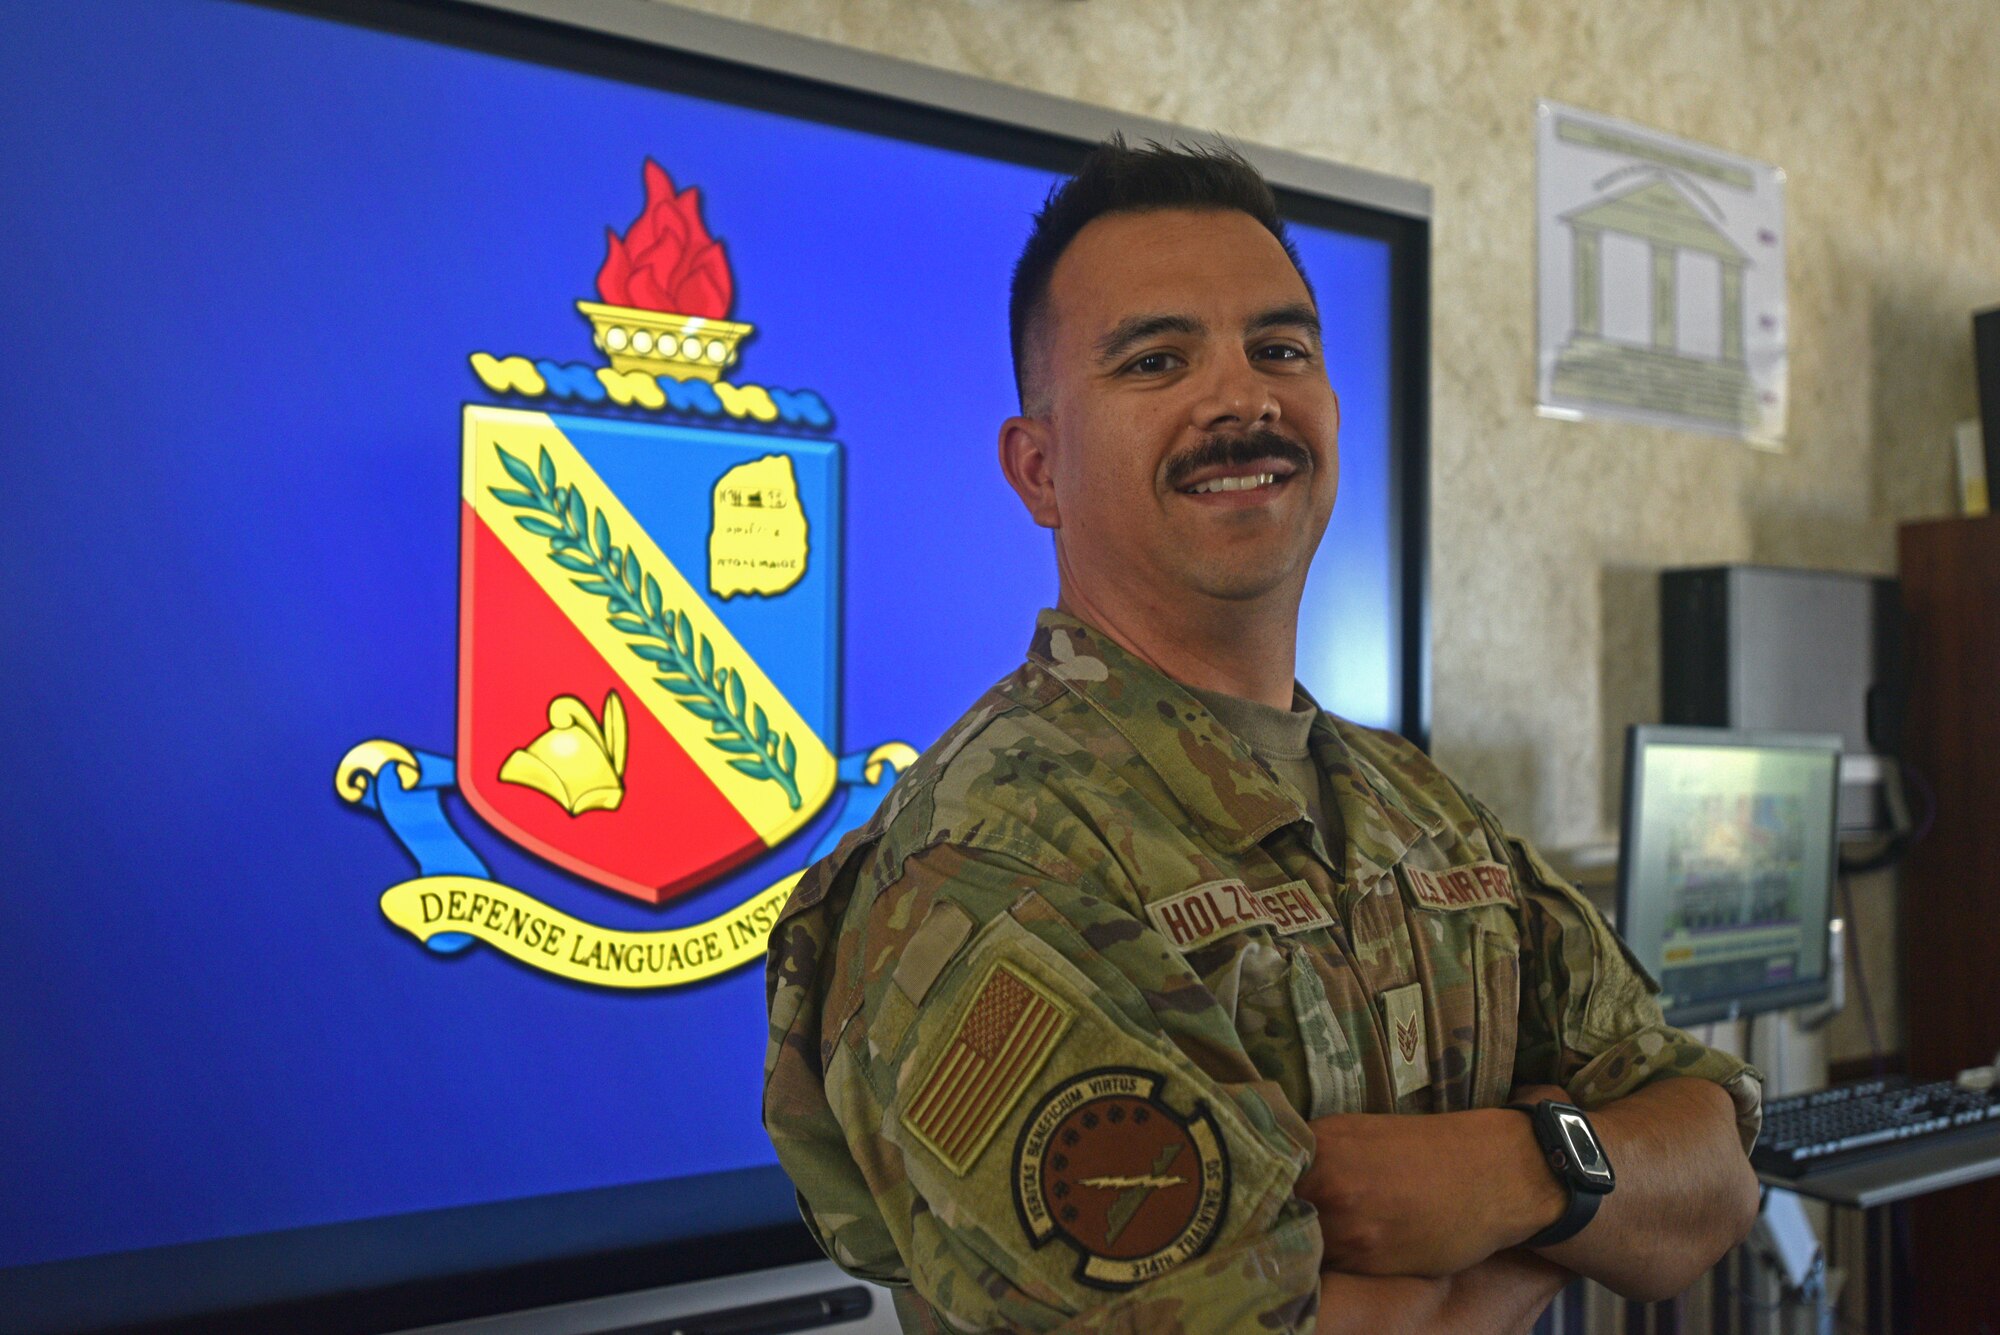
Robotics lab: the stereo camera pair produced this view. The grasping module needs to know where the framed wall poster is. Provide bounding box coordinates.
[1536,100,1787,447]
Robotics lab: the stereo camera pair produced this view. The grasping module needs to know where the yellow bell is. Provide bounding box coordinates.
[499,691,629,815]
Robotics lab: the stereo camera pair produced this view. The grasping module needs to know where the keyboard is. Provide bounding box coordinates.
[1753,1075,2000,1178]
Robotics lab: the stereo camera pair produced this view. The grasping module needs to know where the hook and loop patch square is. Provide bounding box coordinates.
[902,960,1073,1176]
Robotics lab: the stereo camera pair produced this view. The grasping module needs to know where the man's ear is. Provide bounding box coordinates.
[998,414,1060,529]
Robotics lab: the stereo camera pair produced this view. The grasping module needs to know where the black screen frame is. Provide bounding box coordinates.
[285,0,1435,751]
[1615,725,1842,1028]
[5,1,1433,1329]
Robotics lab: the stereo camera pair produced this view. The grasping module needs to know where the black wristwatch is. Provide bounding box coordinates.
[1508,1099,1615,1247]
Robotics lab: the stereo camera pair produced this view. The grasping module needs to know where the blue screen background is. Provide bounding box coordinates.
[0,0,1395,1269]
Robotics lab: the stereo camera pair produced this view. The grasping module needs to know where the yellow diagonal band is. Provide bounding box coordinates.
[380,873,798,989]
[464,404,836,848]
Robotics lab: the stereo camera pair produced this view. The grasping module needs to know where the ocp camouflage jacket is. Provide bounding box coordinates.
[764,609,1760,1333]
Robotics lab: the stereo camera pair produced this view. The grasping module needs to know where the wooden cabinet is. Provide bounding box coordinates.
[1896,514,2000,1334]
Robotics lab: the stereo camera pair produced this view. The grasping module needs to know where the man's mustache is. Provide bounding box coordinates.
[1164,428,1313,492]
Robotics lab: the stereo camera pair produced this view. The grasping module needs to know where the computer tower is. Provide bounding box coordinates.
[1659,565,1902,833]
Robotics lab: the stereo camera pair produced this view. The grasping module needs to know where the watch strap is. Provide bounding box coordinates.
[1521,1170,1603,1247]
[1509,1101,1608,1248]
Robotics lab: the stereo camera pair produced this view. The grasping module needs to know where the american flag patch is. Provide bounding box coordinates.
[902,962,1072,1176]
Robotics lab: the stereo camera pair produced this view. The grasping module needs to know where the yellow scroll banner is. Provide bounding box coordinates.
[380,873,799,989]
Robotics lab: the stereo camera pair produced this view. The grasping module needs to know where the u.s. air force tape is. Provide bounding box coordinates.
[1144,879,1333,952]
[1013,1068,1228,1290]
[1402,860,1516,911]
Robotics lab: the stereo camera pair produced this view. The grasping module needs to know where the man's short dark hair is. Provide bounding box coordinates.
[1007,137,1313,410]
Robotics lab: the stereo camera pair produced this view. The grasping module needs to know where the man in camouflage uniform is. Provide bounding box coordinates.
[766,142,1762,1333]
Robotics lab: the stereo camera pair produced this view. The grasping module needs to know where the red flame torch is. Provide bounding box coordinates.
[577,159,754,382]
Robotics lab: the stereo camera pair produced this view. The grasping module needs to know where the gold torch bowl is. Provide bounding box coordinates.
[575,301,755,383]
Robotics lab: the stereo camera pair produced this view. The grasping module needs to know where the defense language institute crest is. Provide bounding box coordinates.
[334,159,913,988]
[1013,1068,1229,1290]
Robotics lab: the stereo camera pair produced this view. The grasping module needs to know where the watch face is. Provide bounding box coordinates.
[1556,1111,1614,1185]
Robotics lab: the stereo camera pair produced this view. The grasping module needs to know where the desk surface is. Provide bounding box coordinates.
[1759,1125,2000,1208]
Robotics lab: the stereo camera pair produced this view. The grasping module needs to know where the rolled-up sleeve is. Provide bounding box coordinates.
[1491,809,1763,1154]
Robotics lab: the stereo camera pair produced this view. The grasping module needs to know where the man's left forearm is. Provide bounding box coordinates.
[1316,1251,1571,1335]
[1528,1077,1760,1300]
[1302,1076,1758,1296]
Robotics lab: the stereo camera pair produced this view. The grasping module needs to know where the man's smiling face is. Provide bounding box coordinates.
[1019,207,1340,610]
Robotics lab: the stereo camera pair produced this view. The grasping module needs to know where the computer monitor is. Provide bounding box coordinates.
[1615,726,1842,1026]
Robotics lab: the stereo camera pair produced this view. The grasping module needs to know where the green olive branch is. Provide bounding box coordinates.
[489,444,802,810]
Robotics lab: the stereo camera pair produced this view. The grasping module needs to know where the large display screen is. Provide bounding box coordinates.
[0,0,1423,1327]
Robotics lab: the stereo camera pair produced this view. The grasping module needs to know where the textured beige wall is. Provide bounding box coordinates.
[653,2,1996,1061]
[656,0,1998,851]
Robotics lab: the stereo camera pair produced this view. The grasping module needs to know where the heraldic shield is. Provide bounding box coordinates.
[458,404,841,904]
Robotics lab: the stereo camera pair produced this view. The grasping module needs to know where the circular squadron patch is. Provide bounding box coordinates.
[1012,1067,1229,1290]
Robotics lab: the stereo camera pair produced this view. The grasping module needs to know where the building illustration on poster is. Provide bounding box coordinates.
[1537,101,1787,445]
